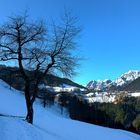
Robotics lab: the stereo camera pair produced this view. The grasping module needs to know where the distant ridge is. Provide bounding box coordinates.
[87,70,140,91]
[0,65,85,91]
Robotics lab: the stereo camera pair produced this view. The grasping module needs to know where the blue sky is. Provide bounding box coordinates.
[0,0,140,85]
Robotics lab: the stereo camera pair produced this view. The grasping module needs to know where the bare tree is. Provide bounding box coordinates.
[0,11,81,124]
[0,14,46,123]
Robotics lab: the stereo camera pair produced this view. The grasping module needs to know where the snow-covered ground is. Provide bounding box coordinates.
[84,91,140,103]
[84,92,116,103]
[0,80,139,140]
[39,83,86,92]
[129,92,140,97]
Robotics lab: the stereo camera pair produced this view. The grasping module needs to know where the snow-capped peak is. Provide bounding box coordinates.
[113,70,140,87]
[87,70,140,91]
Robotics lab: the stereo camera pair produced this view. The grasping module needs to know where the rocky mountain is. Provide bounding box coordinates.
[87,70,140,91]
[87,79,112,91]
[112,70,140,87]
[123,77,140,92]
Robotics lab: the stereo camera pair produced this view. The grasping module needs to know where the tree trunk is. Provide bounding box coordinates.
[24,81,33,124]
[26,102,33,124]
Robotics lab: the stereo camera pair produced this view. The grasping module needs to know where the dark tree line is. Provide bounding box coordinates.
[52,93,140,134]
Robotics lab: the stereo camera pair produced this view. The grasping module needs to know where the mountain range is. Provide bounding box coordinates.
[87,70,140,91]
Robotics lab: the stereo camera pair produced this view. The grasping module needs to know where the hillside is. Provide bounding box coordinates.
[0,81,140,140]
[0,80,139,140]
[0,65,85,91]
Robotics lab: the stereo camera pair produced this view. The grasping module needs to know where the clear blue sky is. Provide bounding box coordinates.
[0,0,140,85]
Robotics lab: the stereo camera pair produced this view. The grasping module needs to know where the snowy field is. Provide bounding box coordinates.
[129,92,140,97]
[84,92,140,103]
[84,92,116,103]
[0,80,139,140]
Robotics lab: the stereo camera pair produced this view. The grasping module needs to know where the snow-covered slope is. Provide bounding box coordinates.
[0,80,139,140]
[87,70,140,91]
